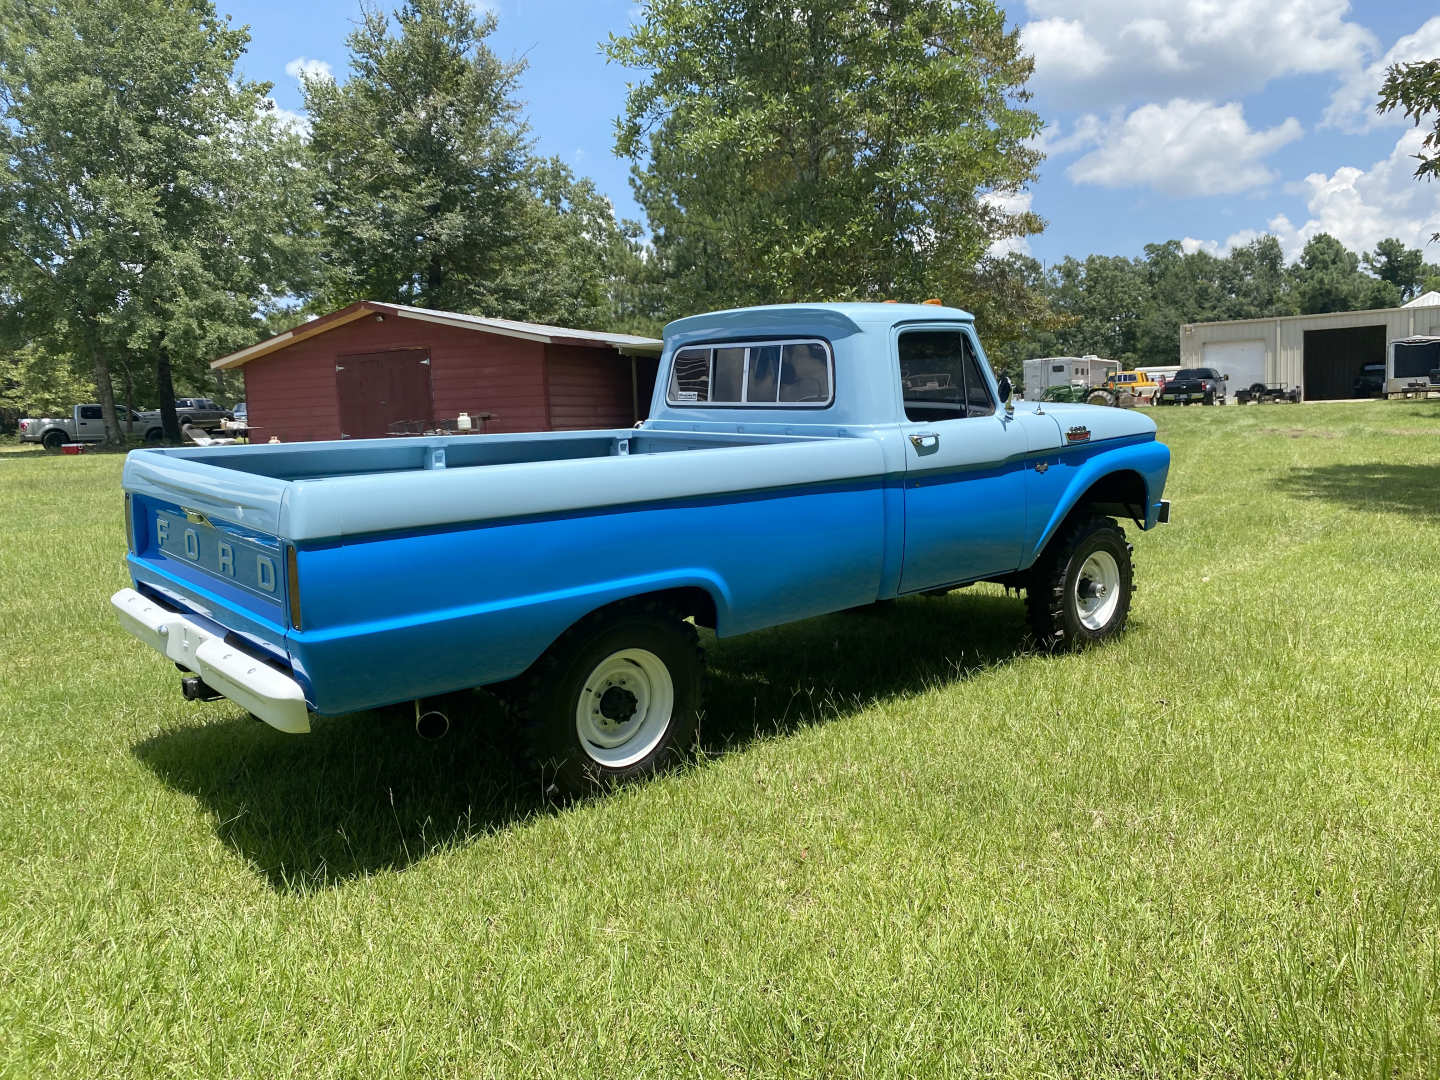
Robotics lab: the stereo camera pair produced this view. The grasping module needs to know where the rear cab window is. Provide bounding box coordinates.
[666,339,834,407]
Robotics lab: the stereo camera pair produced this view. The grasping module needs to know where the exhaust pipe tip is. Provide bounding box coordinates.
[415,709,450,740]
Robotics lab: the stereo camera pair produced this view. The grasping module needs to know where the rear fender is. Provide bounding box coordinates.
[291,568,736,716]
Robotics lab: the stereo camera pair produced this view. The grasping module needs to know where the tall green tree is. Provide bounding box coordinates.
[0,0,314,444]
[1220,235,1295,319]
[304,0,639,328]
[607,0,1042,316]
[1292,234,1400,314]
[1362,237,1429,300]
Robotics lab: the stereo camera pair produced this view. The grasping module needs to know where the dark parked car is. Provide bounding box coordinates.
[1352,363,1385,398]
[1155,367,1228,405]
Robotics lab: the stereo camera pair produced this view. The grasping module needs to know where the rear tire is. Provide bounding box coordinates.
[511,601,704,796]
[1026,515,1134,650]
[41,430,66,452]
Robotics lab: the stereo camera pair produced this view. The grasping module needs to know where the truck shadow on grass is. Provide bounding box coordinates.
[1286,463,1440,521]
[132,590,1032,893]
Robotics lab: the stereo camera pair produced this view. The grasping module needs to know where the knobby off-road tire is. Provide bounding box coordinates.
[1026,515,1134,650]
[506,600,705,797]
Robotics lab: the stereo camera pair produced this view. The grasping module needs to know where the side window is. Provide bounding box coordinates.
[898,330,993,421]
[961,337,995,416]
[1051,363,1065,373]
[79,406,102,420]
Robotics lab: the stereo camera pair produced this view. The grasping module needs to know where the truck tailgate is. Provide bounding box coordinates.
[122,450,293,659]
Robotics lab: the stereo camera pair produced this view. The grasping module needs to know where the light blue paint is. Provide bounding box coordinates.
[118,302,1171,720]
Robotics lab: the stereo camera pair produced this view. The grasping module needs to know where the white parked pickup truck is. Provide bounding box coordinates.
[21,400,234,450]
[19,405,160,450]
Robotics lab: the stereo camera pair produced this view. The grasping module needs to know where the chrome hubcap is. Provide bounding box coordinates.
[1074,550,1121,631]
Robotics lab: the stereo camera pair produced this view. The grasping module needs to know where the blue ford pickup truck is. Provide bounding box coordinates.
[112,303,1170,792]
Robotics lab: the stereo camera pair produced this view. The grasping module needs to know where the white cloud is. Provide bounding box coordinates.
[1182,129,1440,259]
[1267,129,1440,257]
[1021,0,1375,105]
[1180,236,1222,256]
[983,191,1035,256]
[1022,19,1111,82]
[1066,100,1303,197]
[1032,113,1106,158]
[1323,15,1440,132]
[267,103,310,138]
[284,56,333,84]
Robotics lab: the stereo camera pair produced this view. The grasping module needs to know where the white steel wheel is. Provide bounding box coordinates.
[573,648,675,769]
[1073,550,1121,631]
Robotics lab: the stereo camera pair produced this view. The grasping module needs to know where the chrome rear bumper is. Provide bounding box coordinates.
[111,588,309,733]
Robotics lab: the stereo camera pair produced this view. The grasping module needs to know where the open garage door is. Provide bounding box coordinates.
[1302,325,1385,400]
[1202,340,1266,400]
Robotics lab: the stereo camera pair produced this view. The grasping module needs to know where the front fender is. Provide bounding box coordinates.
[1027,438,1171,566]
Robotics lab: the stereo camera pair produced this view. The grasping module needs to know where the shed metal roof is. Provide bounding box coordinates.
[210,301,663,370]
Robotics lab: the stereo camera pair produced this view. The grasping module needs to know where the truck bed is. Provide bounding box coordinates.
[122,427,891,717]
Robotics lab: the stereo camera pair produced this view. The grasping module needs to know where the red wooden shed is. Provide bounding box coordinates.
[209,301,663,443]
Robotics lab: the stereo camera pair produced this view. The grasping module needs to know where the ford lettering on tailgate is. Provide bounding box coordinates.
[153,509,280,598]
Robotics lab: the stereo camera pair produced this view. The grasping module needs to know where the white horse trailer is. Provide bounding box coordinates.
[1022,355,1120,398]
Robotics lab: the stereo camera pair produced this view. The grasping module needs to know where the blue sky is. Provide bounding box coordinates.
[226,0,1440,269]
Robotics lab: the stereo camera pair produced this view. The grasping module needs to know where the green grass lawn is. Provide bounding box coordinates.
[3,402,1440,1078]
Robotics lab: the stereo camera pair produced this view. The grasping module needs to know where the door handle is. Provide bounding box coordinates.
[909,432,940,455]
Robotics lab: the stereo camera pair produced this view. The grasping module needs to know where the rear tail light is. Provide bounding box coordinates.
[285,544,302,631]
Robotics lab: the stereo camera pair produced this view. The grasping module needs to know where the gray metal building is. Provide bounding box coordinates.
[1179,293,1440,400]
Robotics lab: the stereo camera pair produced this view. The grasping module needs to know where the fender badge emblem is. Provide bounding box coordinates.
[1034,461,1049,473]
[1065,425,1091,444]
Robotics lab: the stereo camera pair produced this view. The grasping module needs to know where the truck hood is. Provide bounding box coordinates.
[1012,400,1157,443]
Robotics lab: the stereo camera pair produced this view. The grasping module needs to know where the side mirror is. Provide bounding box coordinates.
[996,375,1012,403]
[1223,373,1230,381]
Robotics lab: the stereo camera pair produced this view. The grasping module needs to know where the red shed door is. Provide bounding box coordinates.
[336,349,433,438]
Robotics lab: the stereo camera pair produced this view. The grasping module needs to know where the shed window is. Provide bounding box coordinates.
[665,339,833,407]
[1052,363,1065,373]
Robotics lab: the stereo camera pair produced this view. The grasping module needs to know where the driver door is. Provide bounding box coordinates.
[897,327,1027,592]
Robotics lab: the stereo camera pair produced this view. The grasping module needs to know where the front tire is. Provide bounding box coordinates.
[1026,515,1134,650]
[515,601,704,795]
